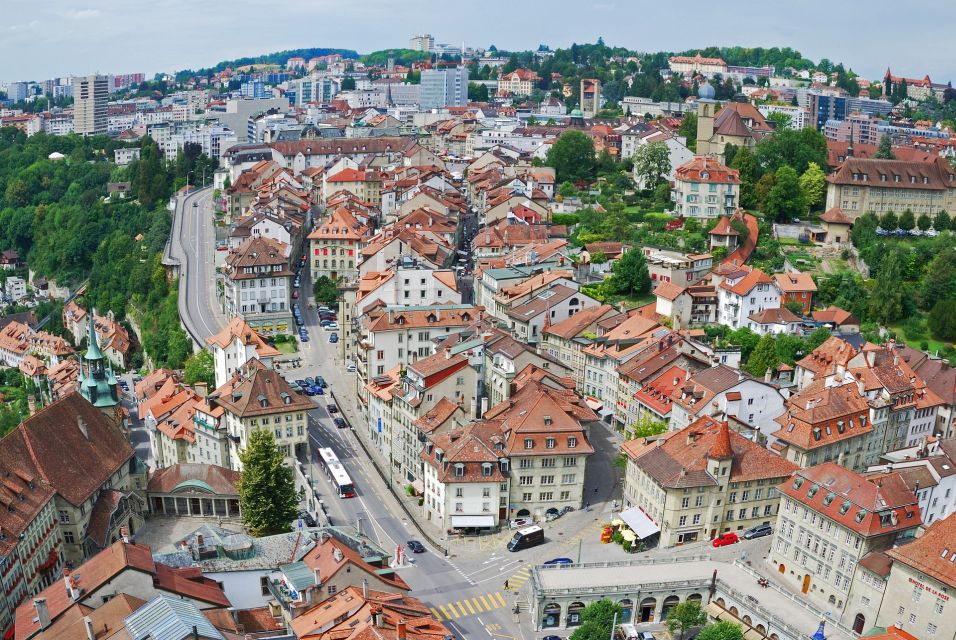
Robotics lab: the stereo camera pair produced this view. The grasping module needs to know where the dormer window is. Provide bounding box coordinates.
[454,463,464,477]
[543,416,553,426]
[568,436,577,449]
[546,438,556,449]
[839,500,851,515]
[482,464,492,477]
[524,438,534,450]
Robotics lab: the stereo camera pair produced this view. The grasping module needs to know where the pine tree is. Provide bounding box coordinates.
[899,209,916,231]
[746,334,780,378]
[239,429,300,536]
[874,135,895,159]
[936,210,951,231]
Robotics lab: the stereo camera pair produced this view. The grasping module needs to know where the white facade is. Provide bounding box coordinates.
[717,275,781,330]
[114,147,141,166]
[5,276,27,301]
[670,378,788,442]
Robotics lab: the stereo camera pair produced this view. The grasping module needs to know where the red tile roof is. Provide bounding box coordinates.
[675,156,740,185]
[887,512,956,588]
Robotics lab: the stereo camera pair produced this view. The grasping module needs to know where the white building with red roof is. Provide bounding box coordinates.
[672,156,740,219]
[716,266,781,329]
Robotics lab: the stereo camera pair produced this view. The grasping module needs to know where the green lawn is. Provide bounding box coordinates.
[888,318,950,356]
[275,341,298,354]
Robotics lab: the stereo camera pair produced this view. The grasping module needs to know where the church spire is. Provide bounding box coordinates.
[78,308,119,409]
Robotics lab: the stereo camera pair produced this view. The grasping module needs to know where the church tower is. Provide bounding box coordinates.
[696,81,717,157]
[78,311,120,412]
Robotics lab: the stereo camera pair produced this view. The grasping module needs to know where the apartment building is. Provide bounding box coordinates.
[824,156,956,219]
[542,304,619,392]
[206,359,313,468]
[768,463,920,614]
[420,67,469,109]
[621,416,797,546]
[672,156,740,219]
[498,70,539,96]
[654,283,719,329]
[643,247,713,289]
[504,283,600,346]
[774,272,817,316]
[483,331,573,408]
[716,267,781,330]
[222,235,294,336]
[72,74,108,135]
[308,206,368,282]
[205,317,281,389]
[580,79,602,119]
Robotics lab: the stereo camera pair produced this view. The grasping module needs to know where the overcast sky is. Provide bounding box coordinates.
[6,0,956,85]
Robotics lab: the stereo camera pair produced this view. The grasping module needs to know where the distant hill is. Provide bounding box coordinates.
[175,47,359,80]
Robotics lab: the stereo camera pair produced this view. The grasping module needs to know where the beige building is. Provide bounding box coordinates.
[323,167,383,206]
[622,416,797,546]
[222,235,294,335]
[671,156,740,219]
[206,358,313,467]
[824,156,956,220]
[643,247,713,289]
[768,463,920,615]
[580,79,602,118]
[72,74,108,136]
[542,304,618,392]
[308,206,368,282]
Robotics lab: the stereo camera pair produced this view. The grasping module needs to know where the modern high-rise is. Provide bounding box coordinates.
[409,33,435,52]
[72,74,109,136]
[420,67,469,110]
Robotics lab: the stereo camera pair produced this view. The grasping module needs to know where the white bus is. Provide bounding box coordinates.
[317,447,355,498]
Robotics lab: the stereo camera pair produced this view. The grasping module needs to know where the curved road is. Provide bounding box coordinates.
[170,187,227,345]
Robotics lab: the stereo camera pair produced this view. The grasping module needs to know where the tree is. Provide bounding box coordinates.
[920,248,956,309]
[869,248,907,324]
[754,128,828,174]
[784,300,806,316]
[183,349,215,389]
[746,333,780,378]
[313,276,339,308]
[880,210,899,231]
[765,165,806,221]
[629,414,667,439]
[917,212,932,231]
[679,112,698,151]
[467,82,489,102]
[607,249,651,297]
[696,621,744,640]
[633,141,671,188]
[569,600,623,640]
[589,250,608,264]
[729,146,759,209]
[799,162,827,211]
[766,111,792,130]
[546,130,596,183]
[874,134,896,159]
[666,601,708,640]
[936,210,951,231]
[238,429,300,536]
[754,171,777,212]
[929,299,956,341]
[340,76,356,90]
[899,209,916,231]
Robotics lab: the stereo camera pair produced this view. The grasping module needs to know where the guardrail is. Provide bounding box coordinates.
[329,388,448,556]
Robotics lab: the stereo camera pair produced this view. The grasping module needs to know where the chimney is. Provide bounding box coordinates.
[313,568,322,586]
[764,367,773,383]
[33,598,51,630]
[77,416,89,440]
[120,527,130,544]
[84,616,95,640]
[194,382,208,397]
[27,395,36,416]
[397,620,408,640]
[444,347,452,359]
[362,578,368,598]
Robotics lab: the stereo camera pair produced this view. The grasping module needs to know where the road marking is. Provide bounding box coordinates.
[460,599,476,615]
[439,604,456,619]
[430,607,442,619]
[494,592,507,607]
[479,594,493,610]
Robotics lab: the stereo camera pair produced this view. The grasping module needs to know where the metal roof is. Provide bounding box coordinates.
[124,594,225,640]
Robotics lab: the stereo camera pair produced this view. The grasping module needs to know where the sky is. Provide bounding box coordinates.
[5,0,956,85]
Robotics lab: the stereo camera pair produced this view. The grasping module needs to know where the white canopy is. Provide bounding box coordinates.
[619,507,661,540]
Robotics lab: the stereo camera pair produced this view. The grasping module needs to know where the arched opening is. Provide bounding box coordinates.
[619,599,633,623]
[687,594,703,605]
[639,597,657,622]
[715,597,726,608]
[853,614,866,634]
[546,507,559,517]
[542,603,561,628]
[778,563,785,573]
[742,615,753,626]
[566,602,586,627]
[756,625,766,635]
[661,595,680,620]
[517,508,531,517]
[828,595,836,605]
[729,606,739,618]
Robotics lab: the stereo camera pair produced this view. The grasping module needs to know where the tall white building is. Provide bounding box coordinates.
[409,34,435,52]
[420,67,469,110]
[72,74,109,135]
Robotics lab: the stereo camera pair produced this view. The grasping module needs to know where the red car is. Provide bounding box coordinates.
[712,532,740,547]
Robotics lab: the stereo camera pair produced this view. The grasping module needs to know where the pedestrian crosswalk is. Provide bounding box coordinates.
[505,565,532,590]
[430,591,508,621]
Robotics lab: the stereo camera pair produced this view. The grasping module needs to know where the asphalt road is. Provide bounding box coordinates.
[171,187,226,344]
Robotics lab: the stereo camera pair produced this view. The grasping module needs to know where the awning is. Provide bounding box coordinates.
[411,479,424,494]
[619,507,661,540]
[743,629,764,640]
[451,515,495,528]
[704,602,724,620]
[585,396,603,411]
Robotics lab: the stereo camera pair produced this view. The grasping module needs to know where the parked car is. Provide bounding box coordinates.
[314,386,324,396]
[292,290,299,299]
[543,557,573,566]
[346,361,356,372]
[319,319,334,327]
[326,404,338,413]
[509,517,531,529]
[329,333,338,343]
[323,322,339,331]
[295,379,308,387]
[299,511,317,527]
[333,417,347,428]
[301,387,316,396]
[304,377,315,386]
[315,376,327,388]
[299,334,310,342]
[406,540,426,553]
[743,524,773,540]
[712,532,740,547]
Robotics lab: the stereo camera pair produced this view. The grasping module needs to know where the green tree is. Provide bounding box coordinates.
[784,300,806,316]
[936,210,951,231]
[569,600,623,640]
[754,171,777,211]
[589,250,608,264]
[917,213,932,231]
[468,82,489,102]
[340,76,356,90]
[880,210,899,230]
[746,333,780,378]
[558,181,577,199]
[765,111,792,130]
[874,134,896,159]
[729,146,759,209]
[929,299,956,341]
[629,414,667,439]
[807,327,832,350]
[727,327,761,361]
[679,112,698,151]
[607,248,651,297]
[899,209,916,231]
[765,165,806,221]
[633,141,671,188]
[870,248,907,324]
[696,621,744,640]
[313,276,339,308]
[546,130,596,183]
[238,429,300,536]
[920,248,956,309]
[666,601,708,640]
[754,127,828,174]
[799,162,826,212]
[183,349,216,389]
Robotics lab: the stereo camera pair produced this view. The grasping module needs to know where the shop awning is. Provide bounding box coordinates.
[619,507,661,540]
[585,396,603,411]
[704,602,726,620]
[451,515,495,528]
[411,479,424,494]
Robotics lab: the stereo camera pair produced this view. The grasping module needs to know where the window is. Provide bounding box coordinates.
[519,459,534,469]
[560,491,571,501]
[695,496,704,507]
[563,457,577,467]
[927,623,938,636]
[568,437,577,448]
[739,508,747,519]
[519,476,534,486]
[562,474,576,484]
[524,439,534,449]
[260,576,271,596]
[913,586,922,603]
[679,515,687,526]
[546,438,556,449]
[482,487,490,497]
[539,492,553,501]
[64,531,75,544]
[681,497,690,509]
[455,488,463,498]
[909,614,917,625]
[522,492,532,501]
[692,514,701,525]
[58,510,69,524]
[541,458,556,468]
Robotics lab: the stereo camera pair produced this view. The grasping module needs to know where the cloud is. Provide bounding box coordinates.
[60,8,102,19]
[8,20,39,31]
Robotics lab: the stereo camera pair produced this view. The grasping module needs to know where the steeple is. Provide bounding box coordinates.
[708,420,734,460]
[78,309,119,409]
